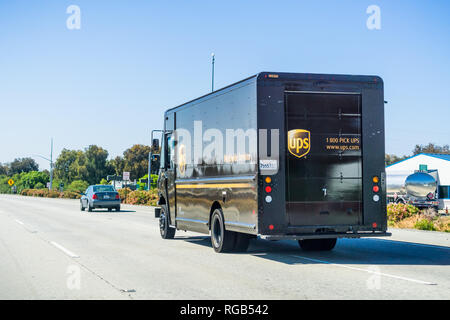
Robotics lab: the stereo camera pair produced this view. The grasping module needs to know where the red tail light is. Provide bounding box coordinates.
[115,194,120,200]
[92,193,98,200]
[373,186,379,193]
[265,186,272,193]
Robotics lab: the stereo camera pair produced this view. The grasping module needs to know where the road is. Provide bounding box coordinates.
[0,194,449,300]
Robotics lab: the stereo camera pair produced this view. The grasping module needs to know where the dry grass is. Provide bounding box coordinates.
[390,213,450,232]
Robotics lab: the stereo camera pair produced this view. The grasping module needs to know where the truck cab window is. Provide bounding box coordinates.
[166,134,175,169]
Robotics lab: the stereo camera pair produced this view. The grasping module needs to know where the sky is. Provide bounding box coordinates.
[0,0,449,171]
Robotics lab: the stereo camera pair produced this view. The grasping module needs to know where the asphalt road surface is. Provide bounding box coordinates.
[0,194,449,299]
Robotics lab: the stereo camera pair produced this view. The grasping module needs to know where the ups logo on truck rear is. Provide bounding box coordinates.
[288,129,311,159]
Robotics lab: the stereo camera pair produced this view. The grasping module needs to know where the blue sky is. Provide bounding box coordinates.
[1,0,449,170]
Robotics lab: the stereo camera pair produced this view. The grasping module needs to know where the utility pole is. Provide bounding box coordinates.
[33,138,54,190]
[50,138,53,190]
[211,52,215,92]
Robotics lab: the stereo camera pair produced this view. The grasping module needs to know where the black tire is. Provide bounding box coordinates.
[87,202,93,212]
[80,201,85,211]
[210,209,236,253]
[108,208,112,212]
[159,205,175,239]
[298,238,337,251]
[115,205,121,212]
[233,233,250,252]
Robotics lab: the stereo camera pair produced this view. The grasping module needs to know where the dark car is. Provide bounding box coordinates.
[80,185,121,212]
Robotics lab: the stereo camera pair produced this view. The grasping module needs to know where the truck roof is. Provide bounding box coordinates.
[164,72,383,114]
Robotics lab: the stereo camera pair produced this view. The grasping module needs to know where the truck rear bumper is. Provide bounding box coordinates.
[261,231,391,241]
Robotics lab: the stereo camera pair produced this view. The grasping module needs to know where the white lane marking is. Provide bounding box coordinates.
[291,255,437,286]
[50,241,80,258]
[13,218,37,233]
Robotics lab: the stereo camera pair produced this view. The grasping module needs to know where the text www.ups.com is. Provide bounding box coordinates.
[326,144,360,151]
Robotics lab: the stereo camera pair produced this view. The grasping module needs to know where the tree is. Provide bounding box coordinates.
[67,180,89,193]
[84,145,114,185]
[54,149,83,183]
[385,154,408,166]
[20,171,49,189]
[9,158,39,174]
[0,163,8,176]
[54,146,114,185]
[122,144,151,181]
[109,156,125,176]
[413,143,450,155]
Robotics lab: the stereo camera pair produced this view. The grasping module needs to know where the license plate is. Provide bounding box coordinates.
[104,195,110,199]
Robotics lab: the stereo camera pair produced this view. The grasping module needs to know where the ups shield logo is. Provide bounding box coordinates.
[288,129,311,159]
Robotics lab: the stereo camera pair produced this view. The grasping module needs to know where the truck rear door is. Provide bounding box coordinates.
[285,92,363,226]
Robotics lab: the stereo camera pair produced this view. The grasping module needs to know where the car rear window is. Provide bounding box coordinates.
[93,185,115,192]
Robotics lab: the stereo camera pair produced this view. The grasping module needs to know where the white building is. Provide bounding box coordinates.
[386,153,450,210]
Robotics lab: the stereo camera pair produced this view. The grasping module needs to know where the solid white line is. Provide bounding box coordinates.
[15,219,24,225]
[291,255,437,285]
[50,241,80,258]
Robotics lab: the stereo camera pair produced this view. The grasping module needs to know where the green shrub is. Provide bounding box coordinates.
[67,180,89,193]
[137,174,158,190]
[34,182,45,189]
[415,219,436,231]
[387,203,419,222]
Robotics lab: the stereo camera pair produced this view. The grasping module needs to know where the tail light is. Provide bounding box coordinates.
[115,193,120,200]
[92,193,98,200]
[264,176,273,203]
[372,176,380,200]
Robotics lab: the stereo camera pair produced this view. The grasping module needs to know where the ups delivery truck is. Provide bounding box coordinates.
[153,72,390,253]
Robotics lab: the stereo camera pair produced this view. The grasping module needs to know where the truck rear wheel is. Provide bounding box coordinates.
[159,205,176,239]
[211,209,236,253]
[298,238,337,251]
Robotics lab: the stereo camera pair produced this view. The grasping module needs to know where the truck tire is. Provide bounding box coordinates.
[234,233,250,252]
[159,205,175,239]
[211,209,236,253]
[298,238,337,251]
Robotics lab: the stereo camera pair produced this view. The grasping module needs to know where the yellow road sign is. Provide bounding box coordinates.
[8,179,14,186]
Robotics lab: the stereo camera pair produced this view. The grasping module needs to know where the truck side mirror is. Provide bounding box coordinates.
[152,138,160,150]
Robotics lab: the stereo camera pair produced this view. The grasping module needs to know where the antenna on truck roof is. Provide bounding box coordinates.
[211,53,215,92]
